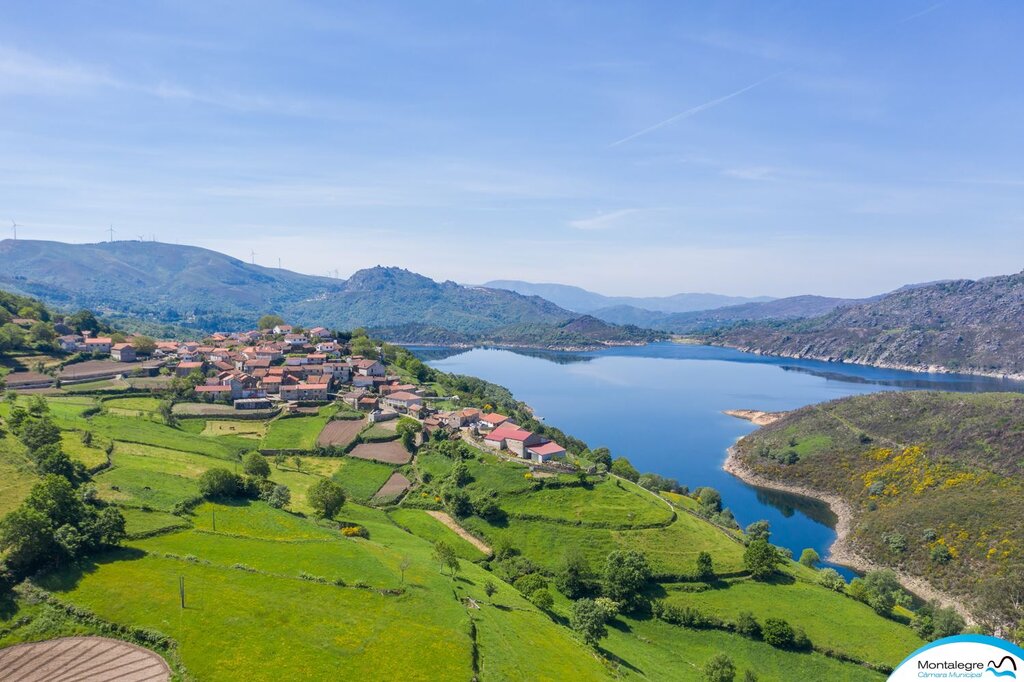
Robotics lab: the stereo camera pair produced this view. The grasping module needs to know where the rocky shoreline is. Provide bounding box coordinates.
[722,409,788,426]
[712,342,1024,383]
[723,445,973,621]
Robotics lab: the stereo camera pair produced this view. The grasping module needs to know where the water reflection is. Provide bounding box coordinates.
[753,486,838,527]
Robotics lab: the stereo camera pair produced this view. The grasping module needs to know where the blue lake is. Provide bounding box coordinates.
[413,342,1024,576]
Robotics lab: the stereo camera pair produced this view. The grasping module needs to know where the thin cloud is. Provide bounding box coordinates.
[609,71,787,147]
[568,208,644,230]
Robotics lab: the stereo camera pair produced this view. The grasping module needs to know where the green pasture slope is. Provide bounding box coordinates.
[0,391,928,679]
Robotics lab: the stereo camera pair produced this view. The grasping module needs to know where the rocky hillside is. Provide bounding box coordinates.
[731,391,1024,622]
[708,273,1024,376]
[596,295,860,332]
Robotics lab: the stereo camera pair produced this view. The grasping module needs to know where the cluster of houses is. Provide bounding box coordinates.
[57,332,138,362]
[56,321,570,465]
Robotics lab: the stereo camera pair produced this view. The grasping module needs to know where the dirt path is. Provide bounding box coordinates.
[0,636,171,681]
[425,510,492,556]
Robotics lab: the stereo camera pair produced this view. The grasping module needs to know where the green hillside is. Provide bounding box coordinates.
[732,391,1024,634]
[0,362,939,679]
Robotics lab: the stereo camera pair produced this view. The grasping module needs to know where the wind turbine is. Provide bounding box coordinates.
[10,218,21,240]
[107,224,116,242]
[250,249,257,265]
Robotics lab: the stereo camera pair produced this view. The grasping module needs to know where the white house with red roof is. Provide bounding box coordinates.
[381,390,423,411]
[479,413,512,430]
[484,424,543,457]
[527,441,567,463]
[353,358,385,376]
[110,342,136,362]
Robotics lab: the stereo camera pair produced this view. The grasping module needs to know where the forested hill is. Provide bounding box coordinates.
[0,240,656,347]
[707,272,1024,376]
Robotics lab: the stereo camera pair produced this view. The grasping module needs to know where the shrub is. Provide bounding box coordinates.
[242,452,271,479]
[514,572,549,597]
[602,550,651,610]
[198,468,242,499]
[694,551,715,582]
[702,653,736,682]
[761,618,795,649]
[341,525,368,538]
[930,544,953,564]
[529,588,554,610]
[818,568,846,592]
[798,548,819,568]
[734,611,761,639]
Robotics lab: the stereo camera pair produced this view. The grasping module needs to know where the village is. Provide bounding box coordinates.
[43,322,571,466]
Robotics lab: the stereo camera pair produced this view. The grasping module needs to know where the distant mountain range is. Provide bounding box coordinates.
[590,295,863,332]
[707,272,1024,376]
[482,280,772,314]
[0,240,656,348]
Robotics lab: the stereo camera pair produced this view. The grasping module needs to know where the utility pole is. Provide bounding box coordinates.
[212,508,216,532]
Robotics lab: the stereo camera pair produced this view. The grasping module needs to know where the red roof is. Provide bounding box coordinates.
[485,425,533,442]
[386,391,421,401]
[195,385,231,393]
[481,413,510,426]
[528,441,566,456]
[178,361,204,368]
[111,343,132,350]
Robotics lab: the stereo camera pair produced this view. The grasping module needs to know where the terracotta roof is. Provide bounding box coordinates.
[480,413,510,425]
[485,425,533,442]
[528,441,566,456]
[111,343,132,350]
[386,391,421,401]
[195,385,231,392]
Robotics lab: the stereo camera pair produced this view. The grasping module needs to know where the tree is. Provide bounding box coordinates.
[610,457,640,482]
[158,400,177,427]
[862,569,904,617]
[263,484,291,509]
[695,487,722,513]
[514,572,549,597]
[292,456,303,472]
[818,568,846,592]
[744,520,771,543]
[432,540,460,578]
[19,417,61,453]
[743,672,759,682]
[242,452,271,479]
[743,539,783,580]
[570,598,609,647]
[799,548,820,568]
[307,479,345,519]
[529,589,554,610]
[590,447,612,468]
[702,653,736,682]
[556,548,591,599]
[602,550,651,609]
[483,580,497,597]
[258,314,286,330]
[131,335,156,355]
[761,618,795,648]
[198,468,241,498]
[695,551,715,582]
[28,321,55,346]
[913,601,965,641]
[274,454,286,470]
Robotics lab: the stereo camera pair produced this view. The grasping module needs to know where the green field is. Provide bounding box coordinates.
[261,414,331,450]
[663,577,922,668]
[390,508,488,561]
[0,389,929,680]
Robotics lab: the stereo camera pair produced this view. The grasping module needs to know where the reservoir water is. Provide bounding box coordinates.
[413,342,1024,576]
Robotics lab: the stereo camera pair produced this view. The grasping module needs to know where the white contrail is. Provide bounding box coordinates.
[609,70,787,147]
[609,1,954,147]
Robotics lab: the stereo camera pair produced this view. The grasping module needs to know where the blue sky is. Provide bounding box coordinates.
[2,1,1023,297]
